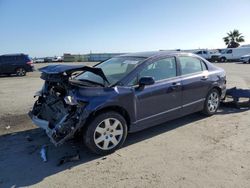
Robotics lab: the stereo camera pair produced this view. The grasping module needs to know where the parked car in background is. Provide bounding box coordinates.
[44,57,53,63]
[240,54,250,63]
[52,56,63,62]
[33,58,45,63]
[0,54,34,76]
[218,47,250,62]
[194,50,221,62]
[29,51,226,155]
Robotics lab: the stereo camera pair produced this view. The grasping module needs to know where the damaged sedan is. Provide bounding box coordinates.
[29,51,226,155]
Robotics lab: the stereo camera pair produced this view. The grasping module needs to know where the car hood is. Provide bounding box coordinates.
[39,64,109,83]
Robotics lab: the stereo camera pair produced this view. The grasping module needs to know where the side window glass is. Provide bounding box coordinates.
[128,77,138,86]
[227,50,232,54]
[139,57,177,82]
[179,56,203,75]
[127,57,177,86]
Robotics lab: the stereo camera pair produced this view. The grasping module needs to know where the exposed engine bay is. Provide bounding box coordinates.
[30,79,86,145]
[29,65,104,145]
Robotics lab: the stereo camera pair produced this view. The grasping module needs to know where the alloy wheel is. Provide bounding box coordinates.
[94,118,124,150]
[16,68,26,76]
[207,91,219,113]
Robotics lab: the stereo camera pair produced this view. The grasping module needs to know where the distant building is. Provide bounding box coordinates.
[63,53,124,62]
[63,53,88,62]
[86,53,124,62]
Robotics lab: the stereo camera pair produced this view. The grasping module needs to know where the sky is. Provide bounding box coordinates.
[0,0,250,57]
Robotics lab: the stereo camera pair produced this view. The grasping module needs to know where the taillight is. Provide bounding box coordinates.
[26,61,34,66]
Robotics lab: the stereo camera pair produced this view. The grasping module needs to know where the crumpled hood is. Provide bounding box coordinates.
[39,64,108,82]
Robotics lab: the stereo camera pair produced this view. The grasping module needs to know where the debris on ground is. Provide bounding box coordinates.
[57,151,80,166]
[101,157,107,160]
[223,87,250,109]
[40,145,48,162]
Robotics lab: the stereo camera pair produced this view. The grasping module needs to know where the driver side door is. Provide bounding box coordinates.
[131,56,182,131]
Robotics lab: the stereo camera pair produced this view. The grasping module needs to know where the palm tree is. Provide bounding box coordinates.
[223,29,245,48]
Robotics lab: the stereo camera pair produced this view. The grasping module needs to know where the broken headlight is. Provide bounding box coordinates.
[64,95,78,106]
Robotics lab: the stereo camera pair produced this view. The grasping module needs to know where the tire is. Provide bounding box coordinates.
[202,88,220,116]
[83,111,128,155]
[220,57,226,62]
[16,67,26,76]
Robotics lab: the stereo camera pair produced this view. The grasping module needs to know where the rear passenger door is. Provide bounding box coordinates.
[178,56,210,114]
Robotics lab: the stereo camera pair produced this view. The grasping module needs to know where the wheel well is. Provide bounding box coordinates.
[212,86,222,96]
[15,67,26,71]
[86,106,131,131]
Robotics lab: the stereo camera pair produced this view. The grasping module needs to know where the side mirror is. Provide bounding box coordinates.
[138,76,155,88]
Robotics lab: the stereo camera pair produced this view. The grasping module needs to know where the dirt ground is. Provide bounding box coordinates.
[0,62,250,188]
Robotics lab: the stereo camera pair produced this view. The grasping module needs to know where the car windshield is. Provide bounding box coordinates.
[75,56,146,86]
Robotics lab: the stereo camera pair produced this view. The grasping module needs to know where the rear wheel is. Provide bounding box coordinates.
[83,111,128,155]
[202,88,220,116]
[16,67,26,76]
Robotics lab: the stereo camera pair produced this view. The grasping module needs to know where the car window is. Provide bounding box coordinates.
[179,56,203,75]
[227,49,232,54]
[129,57,177,85]
[196,51,202,54]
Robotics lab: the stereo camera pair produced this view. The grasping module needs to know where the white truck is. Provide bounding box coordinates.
[194,50,221,62]
[218,47,250,62]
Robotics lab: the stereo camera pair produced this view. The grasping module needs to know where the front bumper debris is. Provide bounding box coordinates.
[29,100,89,146]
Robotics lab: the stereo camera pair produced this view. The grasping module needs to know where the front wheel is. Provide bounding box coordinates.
[202,89,220,116]
[83,111,128,155]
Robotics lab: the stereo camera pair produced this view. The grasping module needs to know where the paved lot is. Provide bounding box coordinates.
[0,62,250,188]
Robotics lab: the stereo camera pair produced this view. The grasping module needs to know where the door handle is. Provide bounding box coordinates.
[170,82,181,90]
[201,75,208,80]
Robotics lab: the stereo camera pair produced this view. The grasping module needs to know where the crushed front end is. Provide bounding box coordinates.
[28,65,92,145]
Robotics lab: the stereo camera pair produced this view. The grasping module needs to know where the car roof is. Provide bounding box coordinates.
[119,51,194,58]
[0,53,27,57]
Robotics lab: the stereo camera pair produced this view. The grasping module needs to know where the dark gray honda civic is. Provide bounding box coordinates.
[29,51,226,155]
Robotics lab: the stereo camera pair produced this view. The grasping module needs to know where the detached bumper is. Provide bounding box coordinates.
[28,107,89,145]
[28,111,50,132]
